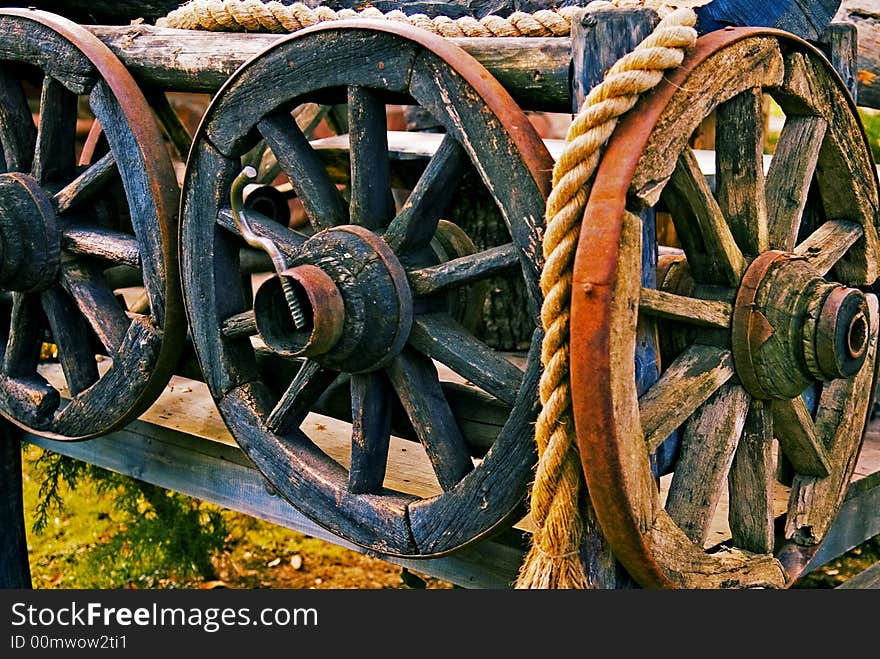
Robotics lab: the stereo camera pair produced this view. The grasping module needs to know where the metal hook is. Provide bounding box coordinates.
[230,166,306,330]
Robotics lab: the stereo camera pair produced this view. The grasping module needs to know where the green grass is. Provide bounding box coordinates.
[20,445,430,589]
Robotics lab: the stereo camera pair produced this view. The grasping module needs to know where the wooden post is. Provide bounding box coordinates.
[569,5,659,589]
[0,420,31,589]
[820,21,859,102]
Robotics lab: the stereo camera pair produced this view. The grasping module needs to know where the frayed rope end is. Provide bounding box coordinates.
[514,544,591,589]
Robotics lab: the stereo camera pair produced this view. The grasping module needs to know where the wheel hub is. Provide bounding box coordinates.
[254,224,412,373]
[0,173,60,292]
[732,250,870,399]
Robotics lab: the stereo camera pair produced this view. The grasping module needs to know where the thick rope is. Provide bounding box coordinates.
[160,0,684,35]
[161,0,580,35]
[515,6,697,589]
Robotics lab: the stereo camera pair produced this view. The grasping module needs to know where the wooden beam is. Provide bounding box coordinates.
[85,25,571,111]
[0,421,31,588]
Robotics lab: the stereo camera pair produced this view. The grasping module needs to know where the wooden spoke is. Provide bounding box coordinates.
[265,359,338,435]
[638,288,732,329]
[348,372,393,494]
[640,345,735,453]
[409,313,522,407]
[772,396,831,477]
[386,348,473,491]
[727,399,775,554]
[220,310,257,339]
[715,88,768,255]
[41,286,99,396]
[60,260,130,355]
[52,152,118,214]
[216,207,306,262]
[61,225,140,269]
[765,115,827,250]
[408,243,520,297]
[662,148,746,286]
[2,293,42,377]
[384,135,468,253]
[666,383,750,546]
[793,219,863,277]
[347,86,394,230]
[257,112,348,230]
[32,76,78,184]
[144,89,193,162]
[0,68,36,173]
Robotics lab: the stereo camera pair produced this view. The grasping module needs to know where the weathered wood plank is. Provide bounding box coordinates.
[772,396,832,477]
[0,68,36,173]
[727,399,775,554]
[778,49,880,285]
[61,224,141,269]
[794,219,863,276]
[347,86,394,230]
[41,286,99,397]
[266,359,339,435]
[408,243,519,296]
[386,348,473,491]
[3,293,42,378]
[765,115,827,251]
[666,383,749,546]
[60,260,130,355]
[822,21,859,101]
[53,152,118,214]
[33,76,78,184]
[258,112,349,230]
[349,372,393,494]
[409,313,523,406]
[639,344,736,453]
[715,87,768,255]
[663,148,746,287]
[638,288,732,329]
[384,135,467,253]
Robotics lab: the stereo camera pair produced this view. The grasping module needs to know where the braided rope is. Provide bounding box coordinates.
[160,0,677,35]
[161,0,576,35]
[515,6,697,589]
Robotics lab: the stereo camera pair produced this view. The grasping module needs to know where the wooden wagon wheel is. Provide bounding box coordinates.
[571,28,880,588]
[0,9,184,439]
[180,20,552,556]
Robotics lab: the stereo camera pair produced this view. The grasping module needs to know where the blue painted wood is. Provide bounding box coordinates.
[0,420,31,588]
[694,0,841,41]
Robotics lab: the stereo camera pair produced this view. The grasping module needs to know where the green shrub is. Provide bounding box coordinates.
[28,449,226,588]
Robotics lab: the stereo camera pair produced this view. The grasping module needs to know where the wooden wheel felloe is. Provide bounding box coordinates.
[571,28,880,588]
[0,9,184,439]
[180,21,552,556]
